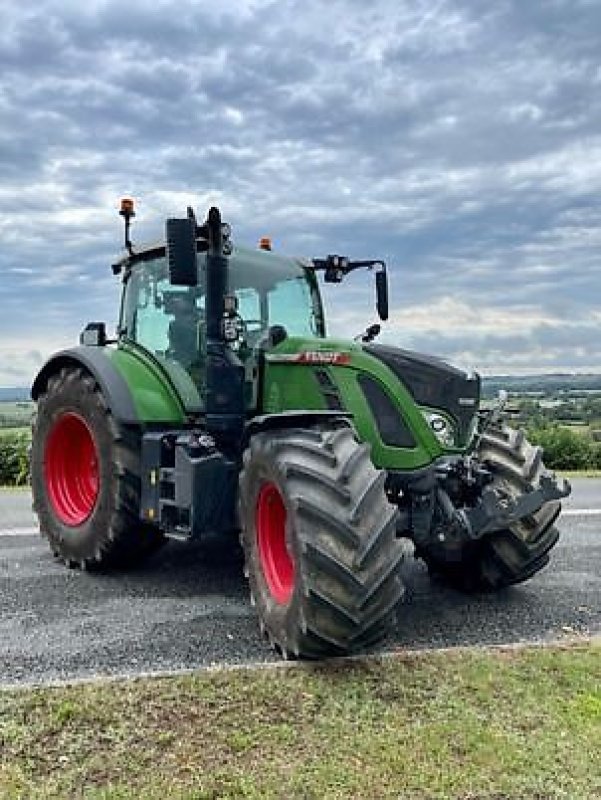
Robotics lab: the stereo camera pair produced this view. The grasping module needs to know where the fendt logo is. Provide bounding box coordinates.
[267,351,351,366]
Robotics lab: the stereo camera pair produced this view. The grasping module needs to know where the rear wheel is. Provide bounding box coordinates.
[238,424,405,658]
[422,425,561,591]
[31,366,164,569]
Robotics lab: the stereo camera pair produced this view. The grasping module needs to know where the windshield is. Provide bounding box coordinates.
[234,274,321,342]
[119,247,324,409]
[228,246,323,341]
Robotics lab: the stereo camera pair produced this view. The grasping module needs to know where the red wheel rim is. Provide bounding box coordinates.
[256,482,294,604]
[44,412,100,526]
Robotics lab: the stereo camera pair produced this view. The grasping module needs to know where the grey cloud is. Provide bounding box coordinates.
[0,0,600,384]
[395,322,601,372]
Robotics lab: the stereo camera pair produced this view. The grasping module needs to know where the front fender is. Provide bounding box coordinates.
[243,410,353,447]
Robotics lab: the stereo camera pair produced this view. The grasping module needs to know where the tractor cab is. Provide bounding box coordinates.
[112,201,390,425]
[117,242,325,413]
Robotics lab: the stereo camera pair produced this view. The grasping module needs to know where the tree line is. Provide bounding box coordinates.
[526,423,601,471]
[513,394,601,470]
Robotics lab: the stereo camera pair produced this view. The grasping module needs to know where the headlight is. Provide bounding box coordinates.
[422,411,457,447]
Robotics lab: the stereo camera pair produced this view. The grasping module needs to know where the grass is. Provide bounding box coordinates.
[1,642,600,799]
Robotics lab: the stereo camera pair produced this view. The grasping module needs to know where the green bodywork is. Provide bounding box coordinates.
[263,336,446,471]
[108,344,188,425]
[108,330,456,472]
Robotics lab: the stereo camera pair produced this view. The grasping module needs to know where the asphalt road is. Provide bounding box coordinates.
[0,481,599,687]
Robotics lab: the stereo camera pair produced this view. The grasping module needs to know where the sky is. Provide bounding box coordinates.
[1,0,600,386]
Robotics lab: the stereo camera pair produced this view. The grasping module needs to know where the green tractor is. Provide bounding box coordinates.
[30,201,570,658]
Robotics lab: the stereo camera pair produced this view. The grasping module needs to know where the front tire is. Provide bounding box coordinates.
[422,425,561,591]
[238,424,405,658]
[31,366,164,569]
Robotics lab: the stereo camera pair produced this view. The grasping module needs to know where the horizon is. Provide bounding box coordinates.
[4,368,601,395]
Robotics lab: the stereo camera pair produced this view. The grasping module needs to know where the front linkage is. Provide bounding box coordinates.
[401,455,570,551]
[391,395,570,557]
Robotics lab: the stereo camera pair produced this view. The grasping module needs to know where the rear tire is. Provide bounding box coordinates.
[421,425,561,591]
[31,366,164,569]
[238,424,405,658]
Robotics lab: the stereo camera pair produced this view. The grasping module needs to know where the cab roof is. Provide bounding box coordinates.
[113,242,315,296]
[114,240,310,279]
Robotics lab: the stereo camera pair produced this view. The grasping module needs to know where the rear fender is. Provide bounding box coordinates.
[32,347,139,424]
[31,346,186,426]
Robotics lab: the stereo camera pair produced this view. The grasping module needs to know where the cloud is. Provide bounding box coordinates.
[0,0,600,385]
[326,294,601,373]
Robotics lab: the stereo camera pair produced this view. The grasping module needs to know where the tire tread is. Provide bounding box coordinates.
[239,424,404,658]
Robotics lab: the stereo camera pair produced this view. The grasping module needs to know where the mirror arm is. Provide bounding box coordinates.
[310,257,387,280]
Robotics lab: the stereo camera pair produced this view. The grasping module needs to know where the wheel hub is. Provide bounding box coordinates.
[255,482,294,604]
[44,412,100,526]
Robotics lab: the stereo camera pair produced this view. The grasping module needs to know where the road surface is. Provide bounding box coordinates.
[0,480,599,686]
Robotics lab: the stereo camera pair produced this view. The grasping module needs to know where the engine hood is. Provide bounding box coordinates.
[364,344,480,445]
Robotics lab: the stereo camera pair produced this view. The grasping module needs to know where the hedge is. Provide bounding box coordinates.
[527,423,601,471]
[0,432,30,486]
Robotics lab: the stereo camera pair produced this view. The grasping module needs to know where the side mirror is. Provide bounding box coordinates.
[166,217,198,286]
[80,322,107,347]
[376,268,388,321]
[362,323,381,343]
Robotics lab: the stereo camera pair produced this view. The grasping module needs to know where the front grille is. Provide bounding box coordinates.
[358,375,416,448]
[314,368,344,411]
[365,344,479,446]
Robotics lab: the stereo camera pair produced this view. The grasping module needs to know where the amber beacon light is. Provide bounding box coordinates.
[120,198,135,218]
[119,198,136,255]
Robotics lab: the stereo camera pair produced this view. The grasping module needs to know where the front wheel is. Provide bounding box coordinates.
[238,424,405,658]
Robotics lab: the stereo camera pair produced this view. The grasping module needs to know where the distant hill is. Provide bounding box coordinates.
[2,375,601,404]
[482,373,601,397]
[0,387,31,402]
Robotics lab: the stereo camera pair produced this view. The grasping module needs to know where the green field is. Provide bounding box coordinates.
[0,401,34,413]
[0,400,34,432]
[0,427,30,438]
[1,641,599,799]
